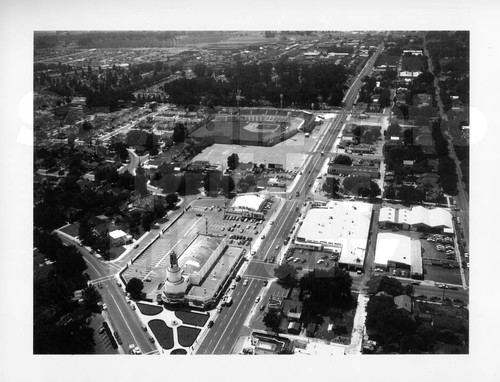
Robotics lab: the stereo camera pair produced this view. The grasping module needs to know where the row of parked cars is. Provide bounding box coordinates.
[424,234,453,244]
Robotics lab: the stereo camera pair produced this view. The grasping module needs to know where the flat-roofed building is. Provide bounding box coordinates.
[374,232,423,278]
[294,201,373,271]
[225,193,269,220]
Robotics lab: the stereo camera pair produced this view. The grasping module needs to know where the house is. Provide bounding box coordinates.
[394,294,413,313]
[109,229,132,247]
[288,322,301,335]
[286,309,302,322]
[306,322,317,337]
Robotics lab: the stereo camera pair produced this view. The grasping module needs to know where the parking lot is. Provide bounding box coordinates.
[282,247,339,274]
[420,233,463,285]
[90,313,120,354]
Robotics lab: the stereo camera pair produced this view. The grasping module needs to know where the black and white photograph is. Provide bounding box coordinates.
[1,1,499,381]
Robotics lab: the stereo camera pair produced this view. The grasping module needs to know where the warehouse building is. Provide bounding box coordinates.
[379,205,454,234]
[374,232,423,278]
[294,201,373,272]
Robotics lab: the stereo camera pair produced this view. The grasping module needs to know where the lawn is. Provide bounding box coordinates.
[148,319,175,350]
[136,303,163,316]
[177,326,201,347]
[170,348,188,354]
[108,246,126,260]
[174,310,210,327]
[59,222,79,238]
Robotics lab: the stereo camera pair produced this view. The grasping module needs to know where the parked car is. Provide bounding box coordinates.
[207,321,214,328]
[243,279,248,286]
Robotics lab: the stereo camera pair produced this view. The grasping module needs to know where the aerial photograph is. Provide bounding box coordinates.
[32,29,471,357]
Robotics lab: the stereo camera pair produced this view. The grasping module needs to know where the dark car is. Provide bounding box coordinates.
[235,275,241,282]
[207,321,214,328]
[263,280,268,286]
[149,336,155,343]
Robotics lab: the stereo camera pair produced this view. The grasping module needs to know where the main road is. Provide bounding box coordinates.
[197,44,385,354]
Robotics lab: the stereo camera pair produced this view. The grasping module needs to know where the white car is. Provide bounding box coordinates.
[243,280,248,286]
[102,303,107,311]
[255,296,261,303]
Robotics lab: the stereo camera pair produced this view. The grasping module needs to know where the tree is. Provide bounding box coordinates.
[220,175,235,195]
[378,88,392,109]
[333,154,352,166]
[126,277,144,299]
[172,123,187,144]
[82,121,93,131]
[262,310,282,335]
[274,263,298,289]
[378,276,404,296]
[300,267,354,317]
[322,176,340,196]
[386,123,401,138]
[227,153,239,170]
[165,193,179,209]
[403,284,414,297]
[82,285,102,312]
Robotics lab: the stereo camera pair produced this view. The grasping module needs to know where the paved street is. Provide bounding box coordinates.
[196,44,385,354]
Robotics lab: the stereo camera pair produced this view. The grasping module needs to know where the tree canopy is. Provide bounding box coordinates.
[262,310,282,334]
[126,277,144,299]
[227,153,239,171]
[333,154,352,166]
[299,267,354,318]
[274,263,298,289]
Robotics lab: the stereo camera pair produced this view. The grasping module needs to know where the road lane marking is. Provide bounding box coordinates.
[210,279,257,354]
[109,293,141,349]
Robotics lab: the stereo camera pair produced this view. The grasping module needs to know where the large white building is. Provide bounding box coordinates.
[225,193,269,220]
[295,201,373,271]
[379,205,454,234]
[374,233,423,278]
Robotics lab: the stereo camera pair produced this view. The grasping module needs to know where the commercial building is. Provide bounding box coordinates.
[160,234,243,309]
[374,232,423,278]
[294,201,373,271]
[379,205,454,234]
[225,193,270,220]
